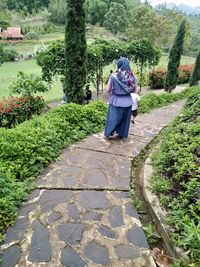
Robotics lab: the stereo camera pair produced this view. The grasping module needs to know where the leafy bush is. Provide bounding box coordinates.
[179,65,194,84]
[10,71,49,96]
[0,45,19,62]
[0,96,45,128]
[148,69,166,89]
[22,23,55,35]
[25,31,39,40]
[0,172,30,243]
[148,65,194,89]
[151,86,200,265]
[0,101,107,242]
[139,86,198,114]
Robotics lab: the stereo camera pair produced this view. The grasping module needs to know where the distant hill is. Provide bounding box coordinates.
[156,3,200,15]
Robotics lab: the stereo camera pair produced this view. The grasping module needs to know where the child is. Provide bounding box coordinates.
[131,92,140,124]
[61,78,67,104]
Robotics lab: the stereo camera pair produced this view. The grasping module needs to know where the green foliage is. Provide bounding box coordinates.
[0,45,19,63]
[48,0,67,24]
[0,10,11,29]
[128,39,161,90]
[0,172,30,243]
[139,86,199,114]
[164,20,187,92]
[104,2,129,35]
[5,0,50,13]
[0,96,45,128]
[149,65,194,89]
[189,51,200,86]
[150,175,170,194]
[37,39,160,95]
[22,23,55,35]
[151,86,200,265]
[86,0,108,26]
[65,0,87,104]
[10,71,49,96]
[24,31,39,40]
[128,5,159,43]
[143,222,161,245]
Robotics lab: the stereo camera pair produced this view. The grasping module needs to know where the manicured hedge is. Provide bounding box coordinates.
[148,64,194,89]
[139,85,198,113]
[151,86,200,266]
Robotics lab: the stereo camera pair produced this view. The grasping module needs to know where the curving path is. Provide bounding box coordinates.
[0,100,185,267]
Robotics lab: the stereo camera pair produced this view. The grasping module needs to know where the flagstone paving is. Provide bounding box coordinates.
[0,100,185,267]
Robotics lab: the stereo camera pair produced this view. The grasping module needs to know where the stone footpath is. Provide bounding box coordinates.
[0,100,184,267]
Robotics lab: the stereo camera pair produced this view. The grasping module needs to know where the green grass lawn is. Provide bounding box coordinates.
[0,51,196,103]
[0,60,62,102]
[158,53,195,67]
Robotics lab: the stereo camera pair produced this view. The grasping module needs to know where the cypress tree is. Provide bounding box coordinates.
[164,20,186,92]
[65,0,86,104]
[189,50,200,87]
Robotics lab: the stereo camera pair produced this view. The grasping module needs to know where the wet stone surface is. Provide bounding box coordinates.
[115,244,141,259]
[36,149,132,191]
[57,223,85,245]
[125,202,139,219]
[98,225,117,239]
[38,190,72,212]
[67,203,80,220]
[0,245,21,267]
[83,242,111,265]
[60,246,86,267]
[78,191,111,210]
[48,211,62,224]
[128,227,149,249]
[108,207,124,228]
[83,211,102,221]
[4,217,28,244]
[28,220,51,263]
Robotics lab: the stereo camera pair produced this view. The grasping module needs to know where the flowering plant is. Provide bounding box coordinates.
[0,96,45,128]
[148,64,194,89]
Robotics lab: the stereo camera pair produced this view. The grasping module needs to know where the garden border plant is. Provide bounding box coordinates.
[150,86,200,266]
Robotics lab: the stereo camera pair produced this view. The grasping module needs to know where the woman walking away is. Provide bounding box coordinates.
[104,57,137,139]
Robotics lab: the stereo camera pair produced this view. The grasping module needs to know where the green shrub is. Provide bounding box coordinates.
[0,172,30,243]
[10,71,49,96]
[139,86,198,114]
[22,23,55,35]
[0,45,19,62]
[25,31,39,40]
[0,96,45,128]
[148,65,194,89]
[151,86,200,265]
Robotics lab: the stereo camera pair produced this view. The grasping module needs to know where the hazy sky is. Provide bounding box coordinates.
[146,0,200,7]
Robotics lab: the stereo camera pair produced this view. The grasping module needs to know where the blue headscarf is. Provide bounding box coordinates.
[114,57,136,93]
[117,57,132,72]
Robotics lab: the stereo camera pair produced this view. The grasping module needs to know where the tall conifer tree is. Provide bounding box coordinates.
[65,0,86,103]
[164,20,186,92]
[189,50,200,86]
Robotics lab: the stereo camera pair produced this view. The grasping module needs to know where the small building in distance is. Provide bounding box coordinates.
[0,27,24,40]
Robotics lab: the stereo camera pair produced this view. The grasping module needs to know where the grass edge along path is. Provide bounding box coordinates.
[0,85,199,244]
[150,87,200,266]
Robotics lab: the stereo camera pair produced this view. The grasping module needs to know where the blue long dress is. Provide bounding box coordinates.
[104,74,133,138]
